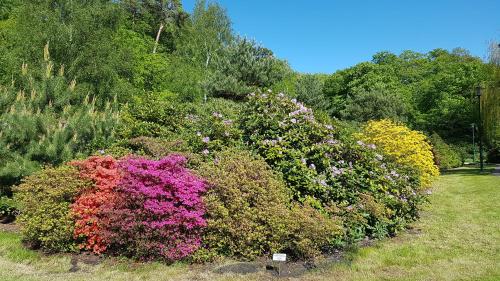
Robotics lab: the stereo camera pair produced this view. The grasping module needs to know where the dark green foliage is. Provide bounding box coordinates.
[429,133,462,169]
[341,86,410,122]
[294,74,332,114]
[449,142,473,165]
[323,49,488,144]
[0,52,118,191]
[204,38,290,100]
[120,94,243,155]
[0,0,17,20]
[487,147,500,163]
[5,0,139,104]
[0,196,17,223]
[14,165,91,252]
[323,61,407,119]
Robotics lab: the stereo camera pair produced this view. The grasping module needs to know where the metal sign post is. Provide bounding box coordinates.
[272,253,286,276]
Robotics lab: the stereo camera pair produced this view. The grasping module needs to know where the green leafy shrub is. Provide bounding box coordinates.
[341,87,410,123]
[119,96,243,156]
[120,137,190,158]
[179,100,243,156]
[429,133,462,169]
[14,165,91,252]
[119,93,188,140]
[487,146,500,163]
[283,204,342,259]
[195,149,342,261]
[449,142,473,164]
[294,74,332,114]
[0,196,17,223]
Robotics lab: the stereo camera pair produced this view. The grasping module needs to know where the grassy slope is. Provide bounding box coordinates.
[308,167,500,281]
[0,167,498,281]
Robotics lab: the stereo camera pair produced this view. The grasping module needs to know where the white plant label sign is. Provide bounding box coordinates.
[272,253,287,262]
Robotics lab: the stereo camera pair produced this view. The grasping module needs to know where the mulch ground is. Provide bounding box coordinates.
[0,219,426,278]
[0,222,19,233]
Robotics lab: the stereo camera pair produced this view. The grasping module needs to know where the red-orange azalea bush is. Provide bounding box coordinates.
[70,156,120,254]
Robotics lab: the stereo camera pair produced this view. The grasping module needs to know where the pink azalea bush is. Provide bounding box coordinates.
[101,155,207,262]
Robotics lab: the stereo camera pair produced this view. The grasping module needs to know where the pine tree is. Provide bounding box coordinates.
[204,38,289,100]
[0,45,119,195]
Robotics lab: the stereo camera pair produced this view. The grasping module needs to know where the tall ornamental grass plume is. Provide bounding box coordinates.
[70,156,120,254]
[360,119,439,188]
[101,155,207,262]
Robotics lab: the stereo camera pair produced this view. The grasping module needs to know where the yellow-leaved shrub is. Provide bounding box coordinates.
[360,119,439,188]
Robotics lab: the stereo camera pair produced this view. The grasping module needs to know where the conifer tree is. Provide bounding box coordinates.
[0,45,119,195]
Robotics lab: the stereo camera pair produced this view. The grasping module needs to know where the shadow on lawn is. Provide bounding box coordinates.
[440,166,495,176]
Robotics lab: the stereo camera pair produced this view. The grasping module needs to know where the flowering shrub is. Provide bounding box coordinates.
[70,156,120,254]
[119,96,242,157]
[12,92,437,261]
[101,155,207,262]
[184,110,242,157]
[241,91,428,241]
[180,99,243,157]
[360,119,439,187]
[241,90,342,206]
[195,149,342,261]
[14,166,91,252]
[331,140,426,240]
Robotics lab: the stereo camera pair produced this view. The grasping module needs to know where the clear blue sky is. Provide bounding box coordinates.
[182,0,500,74]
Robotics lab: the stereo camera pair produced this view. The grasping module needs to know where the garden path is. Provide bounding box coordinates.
[493,164,500,176]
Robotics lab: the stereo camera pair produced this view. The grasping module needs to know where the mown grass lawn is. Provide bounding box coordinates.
[0,167,498,281]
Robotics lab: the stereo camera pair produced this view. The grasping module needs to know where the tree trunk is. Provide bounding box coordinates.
[205,53,211,68]
[153,23,165,54]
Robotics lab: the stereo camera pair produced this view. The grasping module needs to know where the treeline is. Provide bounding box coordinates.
[0,0,290,103]
[482,42,500,162]
[0,0,498,190]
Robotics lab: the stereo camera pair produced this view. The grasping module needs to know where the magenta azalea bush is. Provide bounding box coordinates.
[101,155,207,262]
